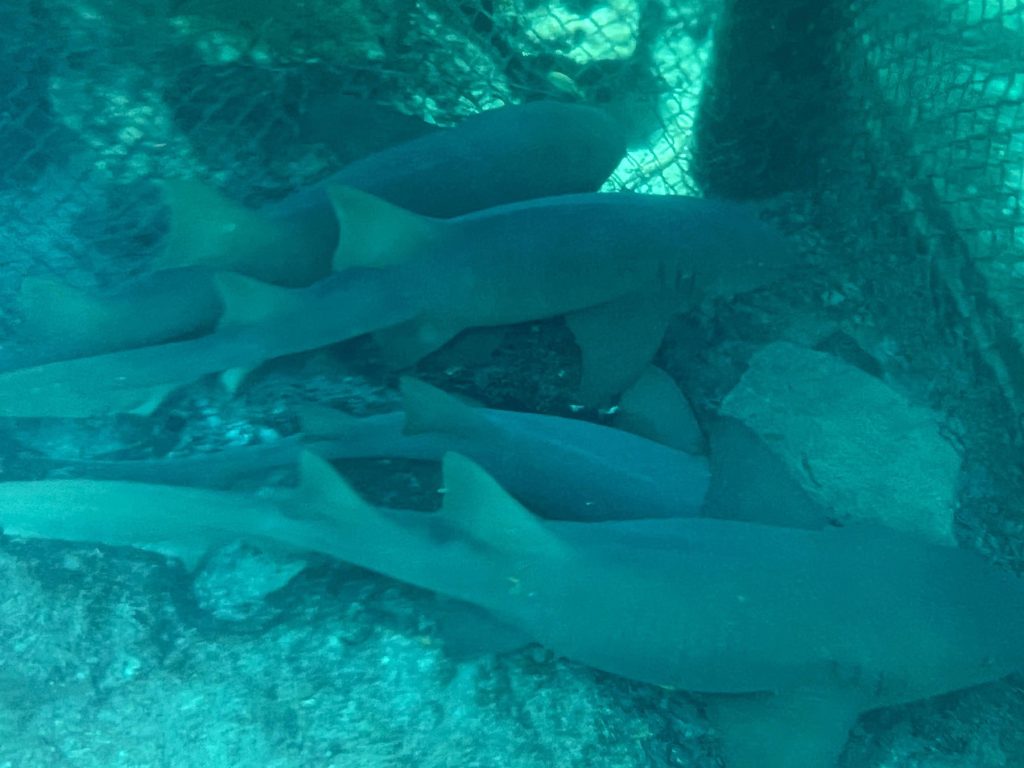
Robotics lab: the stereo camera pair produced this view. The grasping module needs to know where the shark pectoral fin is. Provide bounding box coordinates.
[219,366,253,395]
[440,452,560,556]
[613,365,704,454]
[373,318,460,368]
[327,185,443,270]
[399,377,486,436]
[706,689,864,768]
[126,383,179,417]
[427,596,531,659]
[213,271,301,329]
[702,417,830,530]
[426,327,505,369]
[566,293,676,408]
[149,538,214,573]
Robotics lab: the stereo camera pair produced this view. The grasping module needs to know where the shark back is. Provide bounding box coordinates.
[517,518,1024,705]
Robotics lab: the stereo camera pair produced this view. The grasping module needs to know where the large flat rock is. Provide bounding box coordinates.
[720,342,961,544]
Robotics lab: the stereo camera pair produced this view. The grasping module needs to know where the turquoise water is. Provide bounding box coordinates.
[2,1,1024,767]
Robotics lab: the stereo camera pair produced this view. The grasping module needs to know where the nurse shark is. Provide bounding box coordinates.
[12,100,626,364]
[33,376,711,522]
[155,99,628,286]
[0,189,794,417]
[0,452,1022,768]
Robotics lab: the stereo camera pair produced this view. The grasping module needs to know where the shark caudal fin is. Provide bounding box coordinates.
[15,276,122,357]
[157,179,328,286]
[16,270,223,362]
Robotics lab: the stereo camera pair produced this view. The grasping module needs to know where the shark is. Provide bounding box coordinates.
[331,186,797,403]
[11,101,626,365]
[0,189,793,417]
[34,376,711,522]
[155,100,627,286]
[10,268,223,366]
[292,93,439,167]
[0,268,418,417]
[1,451,1022,768]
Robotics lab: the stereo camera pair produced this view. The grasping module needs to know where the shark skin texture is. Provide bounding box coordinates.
[1,453,1023,768]
[156,100,628,285]
[0,190,794,418]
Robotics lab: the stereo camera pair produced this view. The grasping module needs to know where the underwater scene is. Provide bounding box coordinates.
[2,0,1024,766]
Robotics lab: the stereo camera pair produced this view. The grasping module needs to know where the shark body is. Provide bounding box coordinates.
[332,188,797,402]
[0,190,792,417]
[37,378,710,522]
[10,101,626,367]
[1,452,1022,768]
[157,100,627,285]
[0,269,418,417]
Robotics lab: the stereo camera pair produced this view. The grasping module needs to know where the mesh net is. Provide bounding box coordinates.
[1,0,1023,551]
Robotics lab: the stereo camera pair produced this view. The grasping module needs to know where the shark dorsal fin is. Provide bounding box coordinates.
[614,365,704,454]
[327,185,442,271]
[439,452,559,555]
[400,377,486,436]
[219,366,253,395]
[293,451,371,520]
[213,271,302,329]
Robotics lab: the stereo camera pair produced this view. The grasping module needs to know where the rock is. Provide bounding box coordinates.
[719,341,960,545]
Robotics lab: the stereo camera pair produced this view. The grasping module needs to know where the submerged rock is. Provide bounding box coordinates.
[719,341,961,544]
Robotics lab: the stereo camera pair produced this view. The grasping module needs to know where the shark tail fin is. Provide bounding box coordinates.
[16,276,113,347]
[439,452,560,556]
[327,185,442,270]
[157,178,321,285]
[399,377,486,436]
